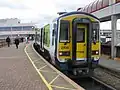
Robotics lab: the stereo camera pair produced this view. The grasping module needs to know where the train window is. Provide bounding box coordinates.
[76,28,85,42]
[97,0,102,10]
[92,23,99,41]
[60,20,70,42]
[45,32,48,44]
[102,0,109,8]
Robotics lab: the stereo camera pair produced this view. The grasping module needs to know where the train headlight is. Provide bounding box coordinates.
[96,51,99,54]
[59,52,63,56]
[59,51,70,56]
[92,50,99,55]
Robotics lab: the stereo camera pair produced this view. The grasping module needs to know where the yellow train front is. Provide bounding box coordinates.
[55,12,100,77]
[35,11,100,77]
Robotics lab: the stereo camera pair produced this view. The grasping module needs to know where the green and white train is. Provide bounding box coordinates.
[35,11,100,77]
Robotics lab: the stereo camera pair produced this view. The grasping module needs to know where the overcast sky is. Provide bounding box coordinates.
[0,0,95,25]
[0,0,120,29]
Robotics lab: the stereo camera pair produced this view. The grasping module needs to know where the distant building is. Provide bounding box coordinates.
[100,30,120,45]
[0,18,20,25]
[100,30,120,38]
[0,18,35,39]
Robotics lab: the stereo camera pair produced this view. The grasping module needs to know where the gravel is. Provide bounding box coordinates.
[94,68,120,90]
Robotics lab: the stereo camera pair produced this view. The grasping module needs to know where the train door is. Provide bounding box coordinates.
[40,28,44,51]
[72,23,87,60]
[50,23,57,65]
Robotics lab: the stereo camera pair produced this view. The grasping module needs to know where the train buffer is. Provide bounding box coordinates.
[0,42,84,90]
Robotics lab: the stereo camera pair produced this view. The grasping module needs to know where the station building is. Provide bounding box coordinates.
[100,29,120,44]
[0,18,35,39]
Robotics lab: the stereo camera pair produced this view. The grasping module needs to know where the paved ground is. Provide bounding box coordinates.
[0,42,47,90]
[100,55,120,72]
[25,44,83,90]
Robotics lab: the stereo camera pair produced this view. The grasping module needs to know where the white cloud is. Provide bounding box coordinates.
[0,0,95,26]
[0,0,28,9]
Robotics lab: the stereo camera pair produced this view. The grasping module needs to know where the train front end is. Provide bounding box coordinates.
[56,12,100,77]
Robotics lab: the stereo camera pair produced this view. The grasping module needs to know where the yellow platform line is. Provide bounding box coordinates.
[49,74,60,85]
[32,44,85,90]
[27,52,34,54]
[38,65,47,70]
[24,45,52,90]
[51,85,76,90]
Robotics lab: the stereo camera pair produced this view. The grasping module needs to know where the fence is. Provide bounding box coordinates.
[0,39,7,48]
[101,44,120,57]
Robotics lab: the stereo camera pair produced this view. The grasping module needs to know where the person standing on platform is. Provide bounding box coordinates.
[6,36,11,47]
[14,37,19,49]
[21,37,24,43]
[25,36,28,43]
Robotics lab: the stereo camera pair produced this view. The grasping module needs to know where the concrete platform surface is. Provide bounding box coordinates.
[100,55,120,72]
[25,43,84,90]
[0,42,47,90]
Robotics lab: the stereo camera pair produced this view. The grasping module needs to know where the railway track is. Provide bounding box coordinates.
[93,65,120,90]
[98,65,120,79]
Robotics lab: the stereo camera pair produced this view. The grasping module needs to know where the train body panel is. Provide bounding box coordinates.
[35,11,100,77]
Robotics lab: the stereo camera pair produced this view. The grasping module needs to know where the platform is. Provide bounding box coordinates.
[100,55,120,72]
[0,42,84,90]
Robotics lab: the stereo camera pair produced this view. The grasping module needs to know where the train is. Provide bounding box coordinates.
[35,11,100,77]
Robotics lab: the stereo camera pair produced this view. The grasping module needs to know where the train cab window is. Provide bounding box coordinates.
[60,20,70,42]
[92,23,99,41]
[76,28,85,42]
[102,0,109,8]
[97,0,102,10]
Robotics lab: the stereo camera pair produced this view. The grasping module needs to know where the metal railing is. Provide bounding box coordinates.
[0,39,7,48]
[101,44,120,57]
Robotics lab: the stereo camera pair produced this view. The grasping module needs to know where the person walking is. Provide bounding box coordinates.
[21,37,24,43]
[6,36,11,47]
[14,37,19,49]
[25,37,28,43]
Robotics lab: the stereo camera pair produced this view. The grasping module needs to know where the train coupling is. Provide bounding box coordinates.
[73,68,89,76]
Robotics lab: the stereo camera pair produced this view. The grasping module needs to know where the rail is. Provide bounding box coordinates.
[98,65,120,79]
[93,65,120,90]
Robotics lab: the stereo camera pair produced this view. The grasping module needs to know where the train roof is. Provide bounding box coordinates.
[43,11,99,27]
[57,11,99,21]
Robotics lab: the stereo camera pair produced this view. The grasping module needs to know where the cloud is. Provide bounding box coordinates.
[53,0,95,12]
[0,0,28,9]
[0,0,95,26]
